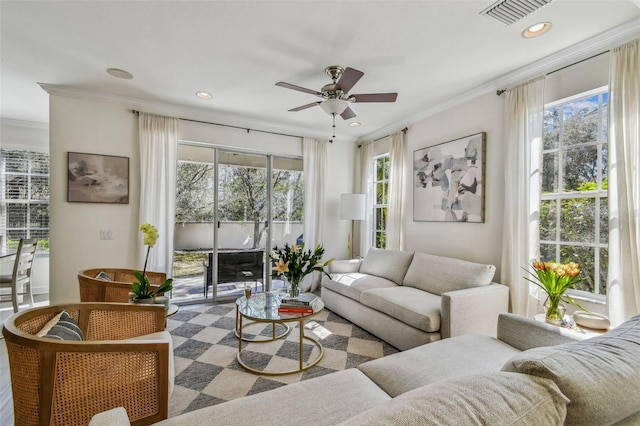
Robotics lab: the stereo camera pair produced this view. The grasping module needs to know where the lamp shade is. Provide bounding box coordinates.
[320,99,348,115]
[340,193,366,221]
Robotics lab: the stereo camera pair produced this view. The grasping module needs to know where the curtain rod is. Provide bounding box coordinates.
[496,50,610,96]
[363,127,409,146]
[132,110,304,140]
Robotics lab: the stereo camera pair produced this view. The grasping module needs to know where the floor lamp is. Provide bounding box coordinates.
[340,193,365,259]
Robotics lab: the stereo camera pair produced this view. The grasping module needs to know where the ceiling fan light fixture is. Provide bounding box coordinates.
[320,98,348,115]
[349,122,361,127]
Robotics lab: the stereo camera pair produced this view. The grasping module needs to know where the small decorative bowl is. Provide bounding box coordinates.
[573,310,610,330]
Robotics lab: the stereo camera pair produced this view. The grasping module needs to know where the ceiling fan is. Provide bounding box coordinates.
[276,65,398,139]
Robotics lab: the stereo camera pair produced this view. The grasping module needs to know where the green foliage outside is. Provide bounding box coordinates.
[7,239,49,252]
[175,160,303,250]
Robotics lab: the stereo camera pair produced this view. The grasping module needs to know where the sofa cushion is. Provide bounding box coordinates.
[154,368,391,426]
[402,252,495,295]
[359,248,414,285]
[338,372,569,426]
[503,314,640,426]
[359,334,520,397]
[323,273,397,302]
[360,287,441,332]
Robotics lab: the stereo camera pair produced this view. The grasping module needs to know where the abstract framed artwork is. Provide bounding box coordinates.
[67,152,129,204]
[413,132,486,222]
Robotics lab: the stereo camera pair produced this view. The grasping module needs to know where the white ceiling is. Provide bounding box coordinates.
[1,1,639,142]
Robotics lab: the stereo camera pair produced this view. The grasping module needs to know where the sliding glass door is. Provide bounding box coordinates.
[173,144,303,302]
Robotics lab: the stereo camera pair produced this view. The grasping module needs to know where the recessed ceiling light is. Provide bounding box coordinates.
[349,122,361,127]
[196,91,213,99]
[522,22,552,38]
[106,68,133,79]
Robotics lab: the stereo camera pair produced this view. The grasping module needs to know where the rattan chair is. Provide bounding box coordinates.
[78,268,167,302]
[2,302,171,426]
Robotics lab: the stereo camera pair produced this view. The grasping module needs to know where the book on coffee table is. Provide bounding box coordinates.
[281,292,318,306]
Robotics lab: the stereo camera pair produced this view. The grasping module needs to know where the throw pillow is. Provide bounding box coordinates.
[37,310,84,341]
[402,252,495,295]
[503,314,640,425]
[359,248,414,285]
[94,271,112,281]
[337,372,568,426]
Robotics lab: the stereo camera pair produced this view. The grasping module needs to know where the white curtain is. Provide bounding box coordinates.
[607,39,640,327]
[138,113,178,276]
[359,143,375,257]
[501,77,546,317]
[387,131,405,251]
[302,137,328,292]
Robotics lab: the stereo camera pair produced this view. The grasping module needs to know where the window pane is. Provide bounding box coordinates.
[376,231,386,249]
[544,106,560,149]
[30,204,49,228]
[6,175,28,199]
[381,182,388,205]
[3,151,28,172]
[382,156,390,180]
[7,204,27,228]
[30,152,49,174]
[602,93,608,143]
[540,243,556,262]
[562,145,597,192]
[376,158,385,181]
[562,95,599,147]
[175,162,215,222]
[560,198,595,243]
[540,200,557,241]
[600,197,608,244]
[599,247,608,295]
[376,182,384,204]
[560,245,595,293]
[31,175,50,200]
[601,144,608,188]
[542,152,558,193]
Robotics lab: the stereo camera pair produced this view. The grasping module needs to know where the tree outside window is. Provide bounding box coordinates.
[373,154,389,249]
[540,88,608,298]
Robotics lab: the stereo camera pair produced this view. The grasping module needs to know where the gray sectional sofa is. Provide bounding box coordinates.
[92,313,640,425]
[321,248,510,350]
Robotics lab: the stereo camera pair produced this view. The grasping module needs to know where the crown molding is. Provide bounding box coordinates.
[0,117,49,130]
[38,83,354,143]
[359,19,640,143]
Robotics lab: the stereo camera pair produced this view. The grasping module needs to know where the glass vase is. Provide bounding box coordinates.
[544,296,566,326]
[289,278,300,298]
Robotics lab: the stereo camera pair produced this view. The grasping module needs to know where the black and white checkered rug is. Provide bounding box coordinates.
[166,301,399,417]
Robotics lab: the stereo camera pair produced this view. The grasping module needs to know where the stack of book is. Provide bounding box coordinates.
[278,293,320,314]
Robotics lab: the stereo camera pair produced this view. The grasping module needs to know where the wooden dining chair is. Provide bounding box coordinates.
[0,238,38,312]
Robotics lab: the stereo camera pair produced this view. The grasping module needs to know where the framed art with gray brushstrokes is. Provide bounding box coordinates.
[67,152,129,204]
[413,132,485,222]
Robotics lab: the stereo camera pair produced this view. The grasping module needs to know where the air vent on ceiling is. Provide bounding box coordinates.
[480,0,555,25]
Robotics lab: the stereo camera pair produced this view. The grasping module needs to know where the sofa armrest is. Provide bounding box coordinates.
[328,259,363,274]
[440,283,509,339]
[497,312,589,351]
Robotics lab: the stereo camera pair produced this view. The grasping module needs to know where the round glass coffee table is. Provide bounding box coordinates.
[235,292,324,375]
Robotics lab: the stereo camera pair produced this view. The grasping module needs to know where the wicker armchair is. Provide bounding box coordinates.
[78,268,167,302]
[2,302,171,426]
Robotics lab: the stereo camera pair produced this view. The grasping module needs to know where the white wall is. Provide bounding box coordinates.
[402,91,505,278]
[49,96,140,303]
[48,96,354,302]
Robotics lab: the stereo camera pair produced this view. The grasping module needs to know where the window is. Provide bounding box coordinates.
[540,88,608,299]
[1,149,50,253]
[373,154,389,249]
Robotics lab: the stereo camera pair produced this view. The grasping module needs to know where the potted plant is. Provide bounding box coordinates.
[131,223,173,303]
[524,261,587,325]
[270,243,334,297]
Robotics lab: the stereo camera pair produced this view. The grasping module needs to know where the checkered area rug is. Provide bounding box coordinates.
[166,301,399,417]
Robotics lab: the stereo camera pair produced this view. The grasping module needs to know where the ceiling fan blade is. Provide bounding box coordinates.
[276,82,322,97]
[335,67,364,93]
[288,101,322,112]
[351,93,398,103]
[340,107,357,120]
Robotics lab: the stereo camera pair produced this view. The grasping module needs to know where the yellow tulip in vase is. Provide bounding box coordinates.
[524,261,587,325]
[131,223,173,302]
[270,243,334,297]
